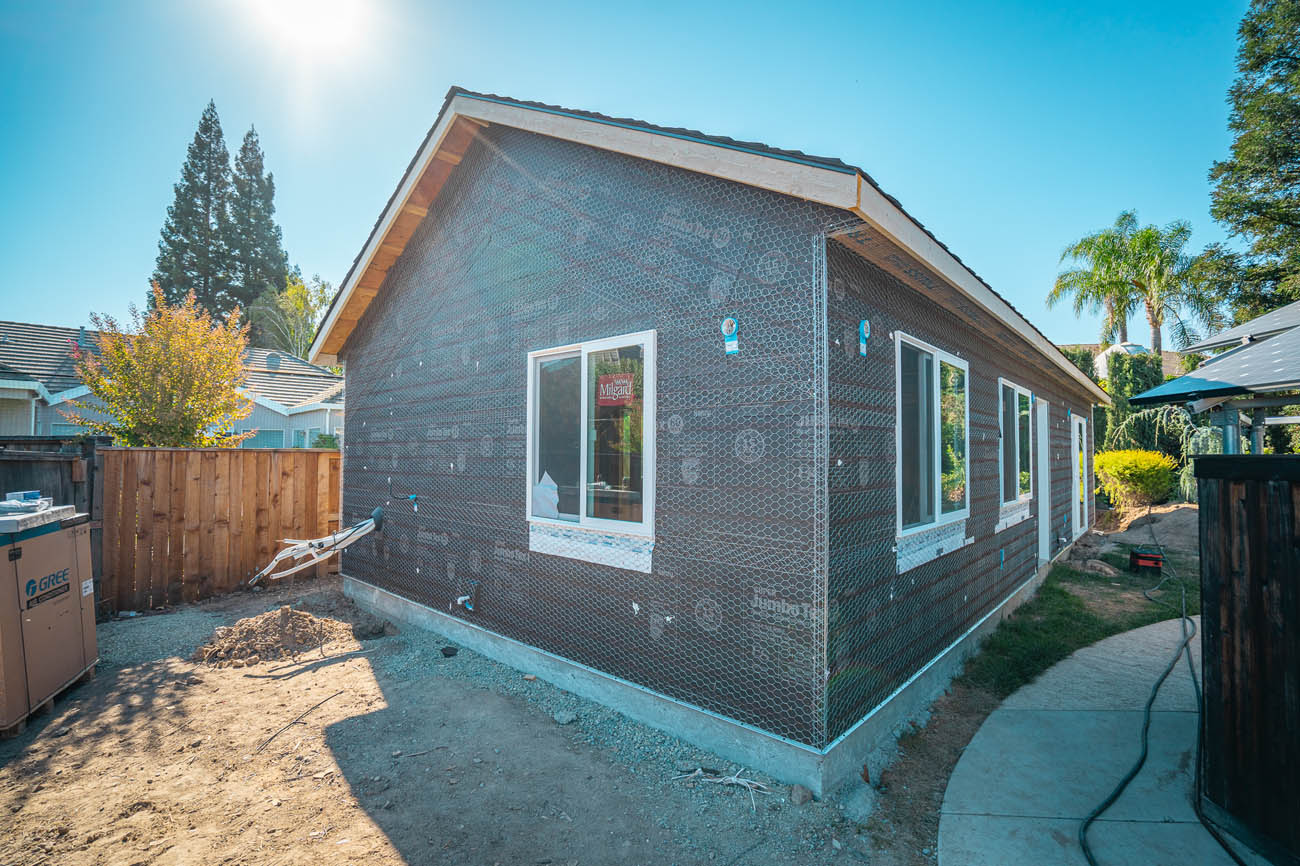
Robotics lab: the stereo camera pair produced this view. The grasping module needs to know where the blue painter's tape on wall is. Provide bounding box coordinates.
[721,317,739,355]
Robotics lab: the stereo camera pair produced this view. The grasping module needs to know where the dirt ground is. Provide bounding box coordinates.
[0,506,1202,866]
[1101,502,1199,552]
[1,579,880,866]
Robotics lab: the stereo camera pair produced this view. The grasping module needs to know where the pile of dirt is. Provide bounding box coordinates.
[1104,503,1198,554]
[192,605,359,667]
[293,592,395,640]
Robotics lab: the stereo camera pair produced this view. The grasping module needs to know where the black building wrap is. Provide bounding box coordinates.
[340,125,851,746]
[824,243,1094,740]
[338,124,1096,748]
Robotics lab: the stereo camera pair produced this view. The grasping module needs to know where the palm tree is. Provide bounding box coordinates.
[1051,211,1225,354]
[1128,220,1226,354]
[1049,211,1140,345]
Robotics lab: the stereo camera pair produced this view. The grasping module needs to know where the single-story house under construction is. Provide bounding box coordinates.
[0,320,343,446]
[310,88,1110,796]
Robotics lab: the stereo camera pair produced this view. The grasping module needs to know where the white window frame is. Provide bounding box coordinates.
[894,332,970,537]
[525,329,657,538]
[998,377,1034,505]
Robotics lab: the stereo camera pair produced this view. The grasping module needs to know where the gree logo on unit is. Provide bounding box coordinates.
[28,568,70,595]
[24,568,72,609]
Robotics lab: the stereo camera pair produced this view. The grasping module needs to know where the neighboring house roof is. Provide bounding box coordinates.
[310,86,1109,406]
[1182,298,1300,353]
[1060,343,1184,378]
[243,347,345,409]
[0,320,343,413]
[0,320,96,395]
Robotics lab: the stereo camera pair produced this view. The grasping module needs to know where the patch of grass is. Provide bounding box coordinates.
[958,553,1199,699]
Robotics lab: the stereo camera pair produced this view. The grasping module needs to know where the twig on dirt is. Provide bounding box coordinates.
[671,766,772,811]
[254,691,344,755]
[394,746,448,759]
[163,717,195,735]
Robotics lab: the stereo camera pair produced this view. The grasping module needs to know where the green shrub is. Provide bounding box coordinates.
[310,432,340,449]
[1104,353,1167,451]
[1095,449,1177,509]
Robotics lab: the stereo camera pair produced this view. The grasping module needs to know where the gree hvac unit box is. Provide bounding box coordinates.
[0,507,97,733]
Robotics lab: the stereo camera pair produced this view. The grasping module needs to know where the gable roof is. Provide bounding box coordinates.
[243,347,345,408]
[0,320,342,411]
[309,87,1109,405]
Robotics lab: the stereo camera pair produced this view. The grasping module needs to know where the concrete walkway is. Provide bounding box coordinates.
[939,617,1264,866]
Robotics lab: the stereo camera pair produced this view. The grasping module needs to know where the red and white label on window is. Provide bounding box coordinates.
[597,372,635,406]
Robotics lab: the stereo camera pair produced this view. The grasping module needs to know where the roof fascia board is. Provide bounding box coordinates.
[849,178,1110,405]
[0,378,41,396]
[286,402,340,415]
[456,95,860,208]
[245,391,290,415]
[45,384,90,406]
[310,92,1110,405]
[308,100,469,364]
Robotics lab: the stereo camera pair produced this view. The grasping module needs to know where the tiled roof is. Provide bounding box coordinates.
[0,320,95,393]
[0,320,342,408]
[243,347,344,407]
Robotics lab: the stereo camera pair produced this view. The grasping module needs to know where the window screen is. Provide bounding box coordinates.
[1001,384,1017,502]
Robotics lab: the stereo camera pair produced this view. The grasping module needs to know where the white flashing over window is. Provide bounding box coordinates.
[995,499,1032,533]
[896,519,972,574]
[528,523,653,573]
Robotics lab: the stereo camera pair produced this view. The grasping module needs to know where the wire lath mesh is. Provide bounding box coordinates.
[337,124,1096,749]
[823,240,1093,740]
[339,125,850,746]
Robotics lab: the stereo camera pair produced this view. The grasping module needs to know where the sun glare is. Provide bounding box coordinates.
[238,0,370,62]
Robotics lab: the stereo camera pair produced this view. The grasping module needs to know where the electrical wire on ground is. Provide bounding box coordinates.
[1077,506,1248,866]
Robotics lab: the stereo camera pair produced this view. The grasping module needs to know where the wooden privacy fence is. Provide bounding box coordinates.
[99,448,341,611]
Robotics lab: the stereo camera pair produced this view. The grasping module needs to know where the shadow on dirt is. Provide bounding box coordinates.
[319,656,685,866]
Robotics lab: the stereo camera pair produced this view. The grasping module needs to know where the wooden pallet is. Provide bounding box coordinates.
[0,663,96,739]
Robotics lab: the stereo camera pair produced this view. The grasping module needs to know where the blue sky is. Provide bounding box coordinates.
[0,0,1245,348]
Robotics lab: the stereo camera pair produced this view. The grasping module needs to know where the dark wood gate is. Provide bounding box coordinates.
[1196,455,1300,865]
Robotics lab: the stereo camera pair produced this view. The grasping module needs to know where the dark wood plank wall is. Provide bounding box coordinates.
[1196,455,1300,865]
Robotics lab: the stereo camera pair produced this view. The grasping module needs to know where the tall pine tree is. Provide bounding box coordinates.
[152,101,235,312]
[229,126,287,312]
[1209,0,1300,319]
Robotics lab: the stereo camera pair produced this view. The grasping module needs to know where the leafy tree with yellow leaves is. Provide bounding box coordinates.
[64,284,254,446]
